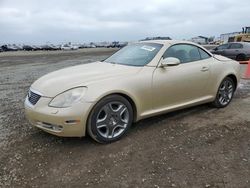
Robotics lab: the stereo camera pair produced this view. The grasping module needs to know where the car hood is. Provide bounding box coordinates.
[31,61,142,97]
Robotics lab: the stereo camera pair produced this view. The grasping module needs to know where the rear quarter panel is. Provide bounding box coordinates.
[208,56,240,98]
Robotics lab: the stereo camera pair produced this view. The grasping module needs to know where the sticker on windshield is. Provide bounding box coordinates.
[141,45,156,51]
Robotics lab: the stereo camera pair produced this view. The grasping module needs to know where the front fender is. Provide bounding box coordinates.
[82,67,155,121]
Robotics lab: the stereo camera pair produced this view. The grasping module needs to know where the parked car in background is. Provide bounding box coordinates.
[54,45,62,50]
[25,40,240,143]
[61,44,79,50]
[48,44,61,50]
[107,41,127,48]
[12,44,23,51]
[31,45,42,51]
[0,46,3,52]
[94,42,109,48]
[40,45,53,51]
[210,42,250,61]
[140,36,172,41]
[23,45,34,51]
[79,43,96,48]
[1,44,19,51]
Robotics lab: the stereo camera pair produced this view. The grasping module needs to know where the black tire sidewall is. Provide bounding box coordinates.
[87,95,133,143]
[236,54,246,61]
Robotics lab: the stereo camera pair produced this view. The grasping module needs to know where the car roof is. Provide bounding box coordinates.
[228,42,249,44]
[227,42,250,48]
[139,40,213,56]
[228,42,250,45]
[140,40,199,46]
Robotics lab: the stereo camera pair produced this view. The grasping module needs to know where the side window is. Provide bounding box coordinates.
[198,48,211,59]
[163,44,201,63]
[229,43,243,49]
[217,44,229,50]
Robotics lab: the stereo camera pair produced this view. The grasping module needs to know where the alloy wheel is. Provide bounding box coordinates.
[96,102,129,139]
[218,79,234,106]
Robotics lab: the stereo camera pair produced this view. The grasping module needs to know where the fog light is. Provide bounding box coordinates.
[37,122,63,131]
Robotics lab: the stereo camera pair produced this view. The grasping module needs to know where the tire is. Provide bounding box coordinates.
[236,54,247,61]
[87,95,133,143]
[211,77,235,108]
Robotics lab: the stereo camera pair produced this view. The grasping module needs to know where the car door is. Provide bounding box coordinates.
[213,43,229,56]
[152,44,211,111]
[223,43,243,59]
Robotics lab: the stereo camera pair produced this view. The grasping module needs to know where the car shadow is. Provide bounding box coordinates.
[32,103,216,147]
[131,103,216,131]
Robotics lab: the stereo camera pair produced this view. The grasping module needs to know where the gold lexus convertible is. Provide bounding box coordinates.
[25,40,241,143]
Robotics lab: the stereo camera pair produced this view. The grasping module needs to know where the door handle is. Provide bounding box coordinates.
[201,66,209,72]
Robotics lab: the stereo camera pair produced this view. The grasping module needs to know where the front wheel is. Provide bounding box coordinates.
[212,77,235,108]
[87,95,133,143]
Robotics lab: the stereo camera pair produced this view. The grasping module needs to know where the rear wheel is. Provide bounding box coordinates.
[212,77,235,108]
[87,95,133,143]
[236,54,247,61]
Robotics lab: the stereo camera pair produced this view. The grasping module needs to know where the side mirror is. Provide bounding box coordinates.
[214,47,218,51]
[161,57,180,67]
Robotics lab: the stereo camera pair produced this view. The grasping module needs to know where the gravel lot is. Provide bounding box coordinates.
[0,48,250,187]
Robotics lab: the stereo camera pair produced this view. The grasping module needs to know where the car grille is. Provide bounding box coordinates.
[28,90,41,105]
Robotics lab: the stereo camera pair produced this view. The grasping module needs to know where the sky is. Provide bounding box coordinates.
[0,0,250,44]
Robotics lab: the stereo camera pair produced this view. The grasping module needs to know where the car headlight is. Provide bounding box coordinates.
[49,87,87,108]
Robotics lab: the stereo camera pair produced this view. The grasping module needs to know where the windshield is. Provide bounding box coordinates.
[105,43,163,66]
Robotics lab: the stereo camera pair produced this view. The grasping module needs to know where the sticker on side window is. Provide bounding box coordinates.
[141,45,156,51]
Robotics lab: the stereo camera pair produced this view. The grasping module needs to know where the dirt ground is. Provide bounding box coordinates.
[0,48,250,188]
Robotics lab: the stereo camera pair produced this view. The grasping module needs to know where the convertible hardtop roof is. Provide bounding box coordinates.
[140,40,199,46]
[139,40,213,56]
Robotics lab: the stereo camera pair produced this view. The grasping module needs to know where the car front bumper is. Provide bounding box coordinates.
[24,96,94,137]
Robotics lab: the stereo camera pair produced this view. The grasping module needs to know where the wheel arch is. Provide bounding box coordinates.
[86,92,138,127]
[226,74,238,90]
[85,92,138,140]
[236,53,247,61]
[212,73,238,100]
[111,93,138,123]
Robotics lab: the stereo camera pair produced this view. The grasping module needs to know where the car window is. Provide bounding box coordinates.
[198,48,211,59]
[217,44,229,50]
[163,44,201,63]
[229,43,243,49]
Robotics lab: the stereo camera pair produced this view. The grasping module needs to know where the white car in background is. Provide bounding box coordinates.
[61,44,79,50]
